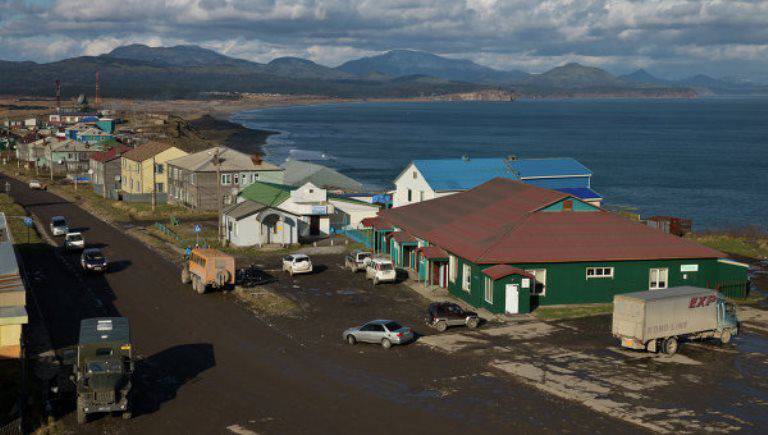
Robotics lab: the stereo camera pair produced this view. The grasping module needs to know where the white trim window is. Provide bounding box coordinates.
[525,269,547,296]
[649,268,668,290]
[449,255,457,283]
[484,276,493,304]
[586,267,614,279]
[462,264,472,292]
[221,173,232,185]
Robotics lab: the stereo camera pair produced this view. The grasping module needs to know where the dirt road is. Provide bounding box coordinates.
[3,175,633,434]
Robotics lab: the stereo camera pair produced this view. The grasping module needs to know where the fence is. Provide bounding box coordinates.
[334,228,371,248]
[154,222,209,249]
[154,222,184,244]
[714,280,750,299]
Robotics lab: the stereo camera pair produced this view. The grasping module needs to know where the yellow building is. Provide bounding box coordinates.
[121,142,187,195]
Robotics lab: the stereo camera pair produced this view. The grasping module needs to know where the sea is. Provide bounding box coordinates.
[231,98,768,231]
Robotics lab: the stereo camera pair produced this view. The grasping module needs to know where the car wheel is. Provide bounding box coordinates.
[467,318,479,329]
[381,338,392,349]
[436,321,447,332]
[663,337,678,355]
[721,329,732,344]
[346,335,357,345]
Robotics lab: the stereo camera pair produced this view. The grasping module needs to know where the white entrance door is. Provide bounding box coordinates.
[505,284,520,314]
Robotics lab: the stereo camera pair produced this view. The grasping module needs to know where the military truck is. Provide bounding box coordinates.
[612,286,739,355]
[73,317,134,424]
[181,248,235,294]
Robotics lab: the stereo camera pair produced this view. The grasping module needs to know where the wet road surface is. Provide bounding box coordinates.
[3,175,635,434]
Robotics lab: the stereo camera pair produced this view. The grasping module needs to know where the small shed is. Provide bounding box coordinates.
[481,265,535,314]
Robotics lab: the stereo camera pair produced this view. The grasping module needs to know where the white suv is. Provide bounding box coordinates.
[64,232,85,250]
[282,254,313,276]
[365,257,397,285]
[50,216,68,236]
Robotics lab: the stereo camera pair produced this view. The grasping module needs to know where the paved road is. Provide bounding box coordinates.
[4,175,637,434]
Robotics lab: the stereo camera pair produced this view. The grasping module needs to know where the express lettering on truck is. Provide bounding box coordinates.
[689,295,717,308]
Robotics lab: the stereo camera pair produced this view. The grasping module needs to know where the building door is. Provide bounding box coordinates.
[309,216,320,236]
[505,284,520,314]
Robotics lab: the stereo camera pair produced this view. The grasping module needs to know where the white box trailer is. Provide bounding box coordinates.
[612,286,739,355]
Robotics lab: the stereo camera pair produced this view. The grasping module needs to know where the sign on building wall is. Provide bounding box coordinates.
[680,264,699,272]
[310,205,327,215]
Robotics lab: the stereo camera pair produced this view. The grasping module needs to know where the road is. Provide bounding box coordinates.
[4,175,635,434]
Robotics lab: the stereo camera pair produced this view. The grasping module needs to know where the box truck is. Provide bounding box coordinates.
[612,286,739,355]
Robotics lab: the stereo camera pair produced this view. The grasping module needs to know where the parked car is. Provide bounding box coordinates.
[345,250,372,272]
[365,256,397,285]
[50,216,68,236]
[343,320,414,349]
[426,302,480,331]
[80,248,108,273]
[28,179,43,190]
[612,286,739,355]
[282,253,313,276]
[64,232,85,251]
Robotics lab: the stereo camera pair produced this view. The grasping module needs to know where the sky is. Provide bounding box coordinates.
[1,0,767,82]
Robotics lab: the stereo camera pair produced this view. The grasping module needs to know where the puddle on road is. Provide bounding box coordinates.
[336,288,358,295]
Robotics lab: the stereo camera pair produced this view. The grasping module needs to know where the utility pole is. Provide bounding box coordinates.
[213,148,222,242]
[151,156,157,211]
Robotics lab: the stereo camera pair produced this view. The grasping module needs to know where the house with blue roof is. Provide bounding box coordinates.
[391,155,601,208]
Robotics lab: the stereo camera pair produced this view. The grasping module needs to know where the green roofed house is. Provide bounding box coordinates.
[362,178,749,314]
[223,181,379,246]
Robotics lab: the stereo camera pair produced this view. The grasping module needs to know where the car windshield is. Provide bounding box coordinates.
[86,360,123,374]
[379,263,393,271]
[68,235,82,241]
[295,257,309,263]
[384,321,403,331]
[52,218,66,226]
[85,250,103,260]
[359,253,371,260]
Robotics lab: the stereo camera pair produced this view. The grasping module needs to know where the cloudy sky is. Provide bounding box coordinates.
[1,0,767,81]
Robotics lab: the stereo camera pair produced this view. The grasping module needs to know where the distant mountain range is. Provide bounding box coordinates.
[1,44,764,100]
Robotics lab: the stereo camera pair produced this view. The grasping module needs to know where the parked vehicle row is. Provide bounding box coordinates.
[49,216,110,274]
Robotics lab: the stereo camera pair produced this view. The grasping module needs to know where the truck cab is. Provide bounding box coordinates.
[74,317,133,424]
[717,299,739,343]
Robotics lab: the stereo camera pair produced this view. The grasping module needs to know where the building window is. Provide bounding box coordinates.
[221,174,231,185]
[484,277,493,303]
[525,269,547,296]
[649,268,668,290]
[419,190,424,201]
[241,173,248,185]
[562,199,573,211]
[449,255,457,282]
[252,173,260,182]
[190,173,196,185]
[586,267,614,279]
[407,189,412,202]
[155,183,164,193]
[412,171,417,179]
[462,264,472,292]
[233,173,239,185]
[155,163,164,174]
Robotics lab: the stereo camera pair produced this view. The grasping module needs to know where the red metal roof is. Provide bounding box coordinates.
[91,145,132,162]
[482,265,534,280]
[360,216,390,228]
[419,246,449,260]
[391,231,417,243]
[377,178,723,264]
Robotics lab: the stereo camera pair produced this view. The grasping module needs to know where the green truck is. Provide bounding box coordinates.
[74,317,134,424]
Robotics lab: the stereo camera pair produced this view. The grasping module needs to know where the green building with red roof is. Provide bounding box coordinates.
[363,178,748,314]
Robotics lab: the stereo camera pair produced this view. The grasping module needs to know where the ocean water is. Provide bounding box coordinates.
[231,99,768,231]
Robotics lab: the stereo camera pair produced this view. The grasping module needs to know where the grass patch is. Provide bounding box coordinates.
[234,286,301,317]
[0,193,42,245]
[689,229,768,260]
[534,303,613,320]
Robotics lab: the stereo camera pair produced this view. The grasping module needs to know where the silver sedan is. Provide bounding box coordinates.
[343,319,414,349]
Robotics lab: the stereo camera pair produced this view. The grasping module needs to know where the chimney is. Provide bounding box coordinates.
[251,154,263,166]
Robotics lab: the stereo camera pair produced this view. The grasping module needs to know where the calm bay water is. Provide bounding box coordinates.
[231,99,768,231]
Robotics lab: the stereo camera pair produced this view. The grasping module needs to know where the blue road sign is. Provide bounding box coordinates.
[23,217,33,228]
[193,224,202,233]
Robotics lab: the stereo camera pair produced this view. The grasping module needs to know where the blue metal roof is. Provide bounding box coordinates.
[555,187,602,200]
[412,157,591,192]
[508,158,592,178]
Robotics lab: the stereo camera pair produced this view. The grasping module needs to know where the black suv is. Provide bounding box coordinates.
[426,302,480,332]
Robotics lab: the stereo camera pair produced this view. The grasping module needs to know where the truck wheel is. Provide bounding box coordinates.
[181,268,190,284]
[663,337,679,355]
[436,321,448,332]
[346,335,357,345]
[122,410,132,420]
[76,397,87,424]
[721,330,732,344]
[196,279,206,295]
[381,338,392,349]
[467,318,479,329]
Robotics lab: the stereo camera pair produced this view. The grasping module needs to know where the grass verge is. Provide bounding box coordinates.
[534,303,613,320]
[234,286,301,317]
[689,230,768,260]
